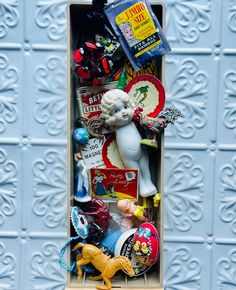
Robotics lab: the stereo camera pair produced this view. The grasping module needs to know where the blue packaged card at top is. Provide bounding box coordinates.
[104,0,171,71]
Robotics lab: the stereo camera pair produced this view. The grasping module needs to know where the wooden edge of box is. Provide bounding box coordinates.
[66,2,74,286]
[65,288,164,290]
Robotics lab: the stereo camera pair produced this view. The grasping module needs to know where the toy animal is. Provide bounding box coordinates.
[139,106,182,148]
[73,243,135,290]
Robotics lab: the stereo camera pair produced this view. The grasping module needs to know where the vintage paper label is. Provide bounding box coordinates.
[76,82,118,120]
[80,138,105,169]
[116,1,161,57]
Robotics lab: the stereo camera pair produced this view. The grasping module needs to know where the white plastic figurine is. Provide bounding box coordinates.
[74,153,91,202]
[100,89,157,197]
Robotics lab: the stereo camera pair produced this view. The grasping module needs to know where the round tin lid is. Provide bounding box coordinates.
[125,74,165,118]
[102,134,125,168]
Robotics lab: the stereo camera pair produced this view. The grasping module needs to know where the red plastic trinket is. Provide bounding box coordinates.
[74,49,84,64]
[74,66,91,79]
[133,222,159,267]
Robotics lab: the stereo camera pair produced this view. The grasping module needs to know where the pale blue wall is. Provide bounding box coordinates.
[0,1,235,289]
[164,1,236,289]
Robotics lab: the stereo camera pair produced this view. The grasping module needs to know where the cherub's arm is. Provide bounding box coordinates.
[120,212,132,217]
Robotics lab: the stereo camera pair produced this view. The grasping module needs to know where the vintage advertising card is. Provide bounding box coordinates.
[90,168,138,201]
[80,138,105,169]
[76,82,118,120]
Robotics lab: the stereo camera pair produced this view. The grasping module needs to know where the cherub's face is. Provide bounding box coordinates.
[118,200,132,213]
[108,99,133,127]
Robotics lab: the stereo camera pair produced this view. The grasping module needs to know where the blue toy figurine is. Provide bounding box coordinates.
[74,153,91,202]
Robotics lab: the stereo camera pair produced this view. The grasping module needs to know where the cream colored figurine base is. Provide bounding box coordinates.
[66,1,166,290]
[65,275,164,290]
[65,287,164,290]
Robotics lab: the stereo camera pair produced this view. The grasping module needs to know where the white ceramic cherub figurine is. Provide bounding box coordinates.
[100,89,157,197]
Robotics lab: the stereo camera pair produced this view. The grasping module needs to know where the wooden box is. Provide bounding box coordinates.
[66,1,165,289]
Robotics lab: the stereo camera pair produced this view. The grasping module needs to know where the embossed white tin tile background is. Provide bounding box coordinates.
[0,0,235,289]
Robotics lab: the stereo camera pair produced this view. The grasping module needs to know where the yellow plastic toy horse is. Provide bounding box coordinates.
[73,243,135,290]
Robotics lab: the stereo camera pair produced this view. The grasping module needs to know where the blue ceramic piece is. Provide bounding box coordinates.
[73,128,89,145]
[70,206,90,239]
